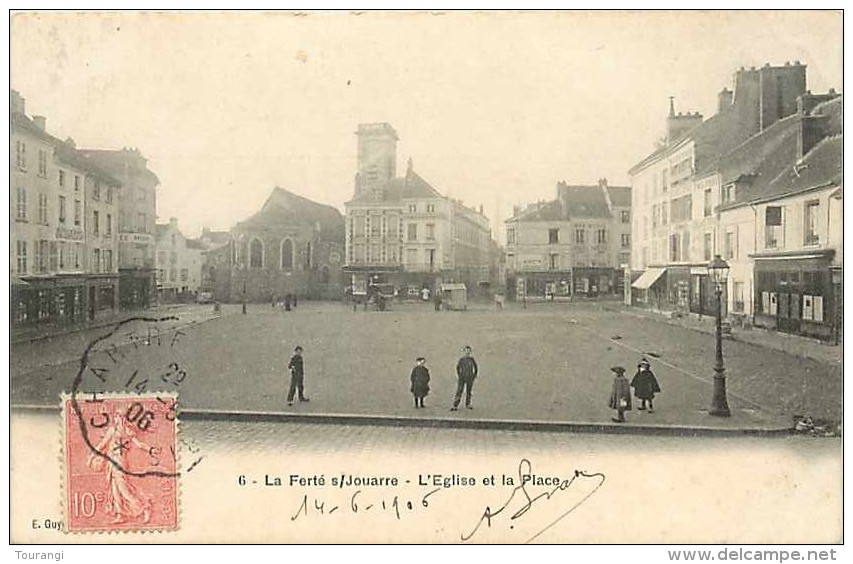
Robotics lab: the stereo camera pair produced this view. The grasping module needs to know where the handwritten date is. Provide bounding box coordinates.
[291,487,442,521]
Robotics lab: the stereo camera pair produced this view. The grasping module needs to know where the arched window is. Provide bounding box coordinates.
[281,239,293,270]
[321,265,330,284]
[249,238,264,268]
[305,242,312,270]
[208,265,216,282]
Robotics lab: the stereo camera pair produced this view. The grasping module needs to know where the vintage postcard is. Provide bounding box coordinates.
[8,10,843,547]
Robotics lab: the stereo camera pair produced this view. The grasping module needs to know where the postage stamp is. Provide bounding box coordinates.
[62,393,179,533]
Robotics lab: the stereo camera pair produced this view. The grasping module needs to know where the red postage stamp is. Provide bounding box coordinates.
[63,393,179,533]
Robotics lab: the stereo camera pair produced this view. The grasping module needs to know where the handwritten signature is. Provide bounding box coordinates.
[461,458,606,543]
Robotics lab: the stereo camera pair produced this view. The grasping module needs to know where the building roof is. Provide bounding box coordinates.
[513,200,564,222]
[512,183,630,222]
[10,110,122,185]
[10,111,57,144]
[690,102,763,175]
[154,224,170,239]
[812,96,842,134]
[717,113,802,186]
[559,185,612,219]
[718,95,843,209]
[77,148,161,186]
[349,168,443,204]
[54,141,122,185]
[201,228,232,246]
[239,187,345,243]
[630,70,778,176]
[185,239,206,250]
[607,186,632,207]
[764,134,842,199]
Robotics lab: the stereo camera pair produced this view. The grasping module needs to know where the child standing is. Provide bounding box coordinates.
[631,358,661,413]
[410,357,431,408]
[608,366,632,423]
[286,345,310,406]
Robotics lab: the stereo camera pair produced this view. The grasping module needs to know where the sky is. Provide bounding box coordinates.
[9,10,843,242]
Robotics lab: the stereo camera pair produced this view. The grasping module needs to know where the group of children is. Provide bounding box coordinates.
[608,357,661,423]
[410,346,479,410]
[285,345,480,411]
[286,344,659,422]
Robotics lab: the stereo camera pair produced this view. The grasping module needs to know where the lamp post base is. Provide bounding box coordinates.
[709,372,731,417]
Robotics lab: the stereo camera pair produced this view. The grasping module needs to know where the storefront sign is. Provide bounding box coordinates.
[119,233,153,244]
[56,226,84,241]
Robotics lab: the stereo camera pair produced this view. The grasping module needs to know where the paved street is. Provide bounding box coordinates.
[11,412,842,543]
[10,301,841,429]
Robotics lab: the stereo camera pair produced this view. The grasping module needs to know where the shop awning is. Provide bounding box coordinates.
[631,268,666,290]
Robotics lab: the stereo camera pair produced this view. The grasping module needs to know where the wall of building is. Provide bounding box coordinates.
[155,220,204,298]
[204,225,345,302]
[10,101,121,326]
[718,205,754,316]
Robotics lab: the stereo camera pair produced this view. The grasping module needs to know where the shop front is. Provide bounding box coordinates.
[572,267,622,297]
[11,273,118,327]
[630,267,666,308]
[507,271,573,301]
[119,267,156,310]
[752,250,837,341]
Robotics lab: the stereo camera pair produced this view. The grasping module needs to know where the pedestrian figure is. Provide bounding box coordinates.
[631,358,661,413]
[287,345,310,406]
[284,294,292,311]
[433,289,442,312]
[451,345,479,411]
[292,294,298,308]
[421,287,430,302]
[608,366,632,423]
[410,357,431,408]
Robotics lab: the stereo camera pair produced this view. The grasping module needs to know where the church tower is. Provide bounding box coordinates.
[354,123,398,200]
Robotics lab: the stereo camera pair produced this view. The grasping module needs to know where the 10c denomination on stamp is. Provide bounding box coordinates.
[63,393,179,533]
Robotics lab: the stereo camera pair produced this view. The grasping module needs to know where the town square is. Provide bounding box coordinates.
[8,10,844,546]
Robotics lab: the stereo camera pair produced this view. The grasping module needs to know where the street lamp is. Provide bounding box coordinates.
[708,254,731,417]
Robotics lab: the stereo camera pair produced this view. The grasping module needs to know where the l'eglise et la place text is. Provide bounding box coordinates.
[15,552,64,561]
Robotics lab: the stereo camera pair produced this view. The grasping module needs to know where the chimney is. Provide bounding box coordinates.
[718,88,733,113]
[478,204,484,215]
[600,178,614,211]
[797,110,833,160]
[666,98,703,144]
[758,62,807,130]
[10,90,25,115]
[65,137,76,149]
[32,115,46,131]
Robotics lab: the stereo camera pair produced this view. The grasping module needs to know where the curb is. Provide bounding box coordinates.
[615,308,839,365]
[11,404,794,438]
[10,304,208,346]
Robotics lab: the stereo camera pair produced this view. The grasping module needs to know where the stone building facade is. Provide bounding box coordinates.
[78,147,159,310]
[154,217,204,301]
[628,62,842,341]
[202,188,345,302]
[343,123,494,298]
[504,179,631,301]
[10,90,121,327]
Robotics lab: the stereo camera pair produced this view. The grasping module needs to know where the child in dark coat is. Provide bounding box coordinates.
[608,366,632,423]
[631,358,662,413]
[410,357,431,408]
